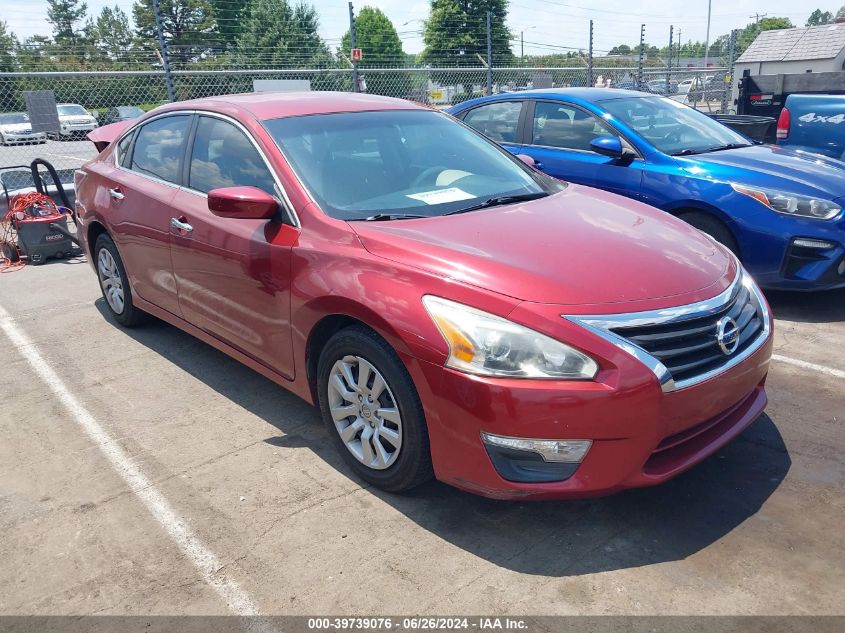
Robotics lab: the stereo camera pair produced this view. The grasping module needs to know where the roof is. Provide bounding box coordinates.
[737,24,845,63]
[154,91,424,121]
[455,88,655,108]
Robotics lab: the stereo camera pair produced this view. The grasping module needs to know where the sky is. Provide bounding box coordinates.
[3,0,841,57]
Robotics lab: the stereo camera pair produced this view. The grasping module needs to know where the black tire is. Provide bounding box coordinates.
[94,233,147,327]
[678,211,741,258]
[317,325,434,492]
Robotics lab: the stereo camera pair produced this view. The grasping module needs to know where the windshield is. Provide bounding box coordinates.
[58,104,89,116]
[0,113,29,125]
[601,96,751,155]
[264,110,558,220]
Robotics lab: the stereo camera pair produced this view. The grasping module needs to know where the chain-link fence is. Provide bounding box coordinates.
[0,65,730,178]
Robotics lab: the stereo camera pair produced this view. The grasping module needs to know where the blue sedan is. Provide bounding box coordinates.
[448,89,845,290]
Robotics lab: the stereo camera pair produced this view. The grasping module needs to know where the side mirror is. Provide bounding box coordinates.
[208,186,278,220]
[515,153,536,167]
[590,136,626,158]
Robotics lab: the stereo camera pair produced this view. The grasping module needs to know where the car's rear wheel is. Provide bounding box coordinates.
[94,233,147,327]
[678,211,740,258]
[317,326,433,492]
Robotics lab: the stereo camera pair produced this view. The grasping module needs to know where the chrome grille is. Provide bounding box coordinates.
[565,271,771,392]
[609,282,763,383]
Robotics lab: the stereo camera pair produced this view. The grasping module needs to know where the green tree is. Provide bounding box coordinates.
[47,0,89,46]
[341,7,405,67]
[95,6,134,61]
[340,6,413,97]
[133,0,217,67]
[0,20,16,72]
[210,0,243,49]
[806,9,834,25]
[421,0,512,67]
[609,44,632,55]
[235,0,332,69]
[837,5,845,20]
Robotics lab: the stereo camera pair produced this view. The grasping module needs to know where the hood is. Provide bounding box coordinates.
[87,120,132,152]
[681,144,845,198]
[1,123,34,133]
[351,185,733,307]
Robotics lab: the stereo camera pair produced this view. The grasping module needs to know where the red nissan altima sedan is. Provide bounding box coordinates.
[76,92,773,500]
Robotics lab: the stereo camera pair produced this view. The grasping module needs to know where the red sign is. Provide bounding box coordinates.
[351,48,363,62]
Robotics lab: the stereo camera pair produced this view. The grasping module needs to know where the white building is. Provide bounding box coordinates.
[735,23,845,77]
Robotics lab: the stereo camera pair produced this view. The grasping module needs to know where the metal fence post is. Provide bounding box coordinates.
[486,11,493,96]
[723,28,738,113]
[349,2,359,93]
[152,0,175,102]
[637,24,645,88]
[666,25,673,94]
[587,20,593,87]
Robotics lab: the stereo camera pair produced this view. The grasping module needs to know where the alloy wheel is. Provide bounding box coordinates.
[97,248,125,314]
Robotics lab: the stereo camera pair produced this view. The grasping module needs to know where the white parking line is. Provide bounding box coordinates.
[773,354,845,380]
[44,152,88,162]
[0,302,265,620]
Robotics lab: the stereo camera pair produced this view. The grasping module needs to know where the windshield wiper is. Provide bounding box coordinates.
[351,213,430,221]
[672,143,751,156]
[444,192,549,216]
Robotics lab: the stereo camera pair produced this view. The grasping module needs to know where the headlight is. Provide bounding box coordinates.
[731,183,841,220]
[422,296,598,379]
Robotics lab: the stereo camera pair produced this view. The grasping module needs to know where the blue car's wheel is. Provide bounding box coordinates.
[679,211,740,258]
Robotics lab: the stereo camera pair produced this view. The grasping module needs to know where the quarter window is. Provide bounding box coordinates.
[531,102,614,152]
[129,115,190,184]
[188,116,276,195]
[462,102,523,144]
[115,131,134,167]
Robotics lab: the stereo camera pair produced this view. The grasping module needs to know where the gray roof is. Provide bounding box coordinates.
[737,24,845,63]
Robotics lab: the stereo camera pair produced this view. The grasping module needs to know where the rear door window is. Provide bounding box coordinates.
[462,101,523,144]
[129,115,190,184]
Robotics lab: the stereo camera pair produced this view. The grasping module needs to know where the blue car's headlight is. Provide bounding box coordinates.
[731,184,841,220]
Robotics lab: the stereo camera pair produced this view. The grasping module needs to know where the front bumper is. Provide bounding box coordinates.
[730,195,845,290]
[408,324,772,500]
[59,123,97,135]
[2,132,47,144]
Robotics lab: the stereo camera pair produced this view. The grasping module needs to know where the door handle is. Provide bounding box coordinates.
[170,217,193,233]
[108,187,124,201]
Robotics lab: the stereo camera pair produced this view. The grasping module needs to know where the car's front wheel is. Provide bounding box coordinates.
[317,326,433,492]
[94,233,147,327]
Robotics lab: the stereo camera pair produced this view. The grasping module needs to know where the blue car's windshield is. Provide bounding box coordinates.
[264,110,561,221]
[601,96,751,156]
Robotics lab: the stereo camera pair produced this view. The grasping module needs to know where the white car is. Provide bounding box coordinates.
[53,103,98,139]
[0,112,47,145]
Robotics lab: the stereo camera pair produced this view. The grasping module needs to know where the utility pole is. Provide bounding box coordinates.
[349,2,360,93]
[667,25,673,95]
[588,20,594,87]
[704,0,712,67]
[486,11,493,96]
[152,0,175,102]
[637,24,645,88]
[677,28,682,69]
[750,13,768,31]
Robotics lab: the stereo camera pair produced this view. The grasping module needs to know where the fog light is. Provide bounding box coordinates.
[839,260,845,276]
[481,433,591,462]
[481,433,591,483]
[793,238,836,250]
